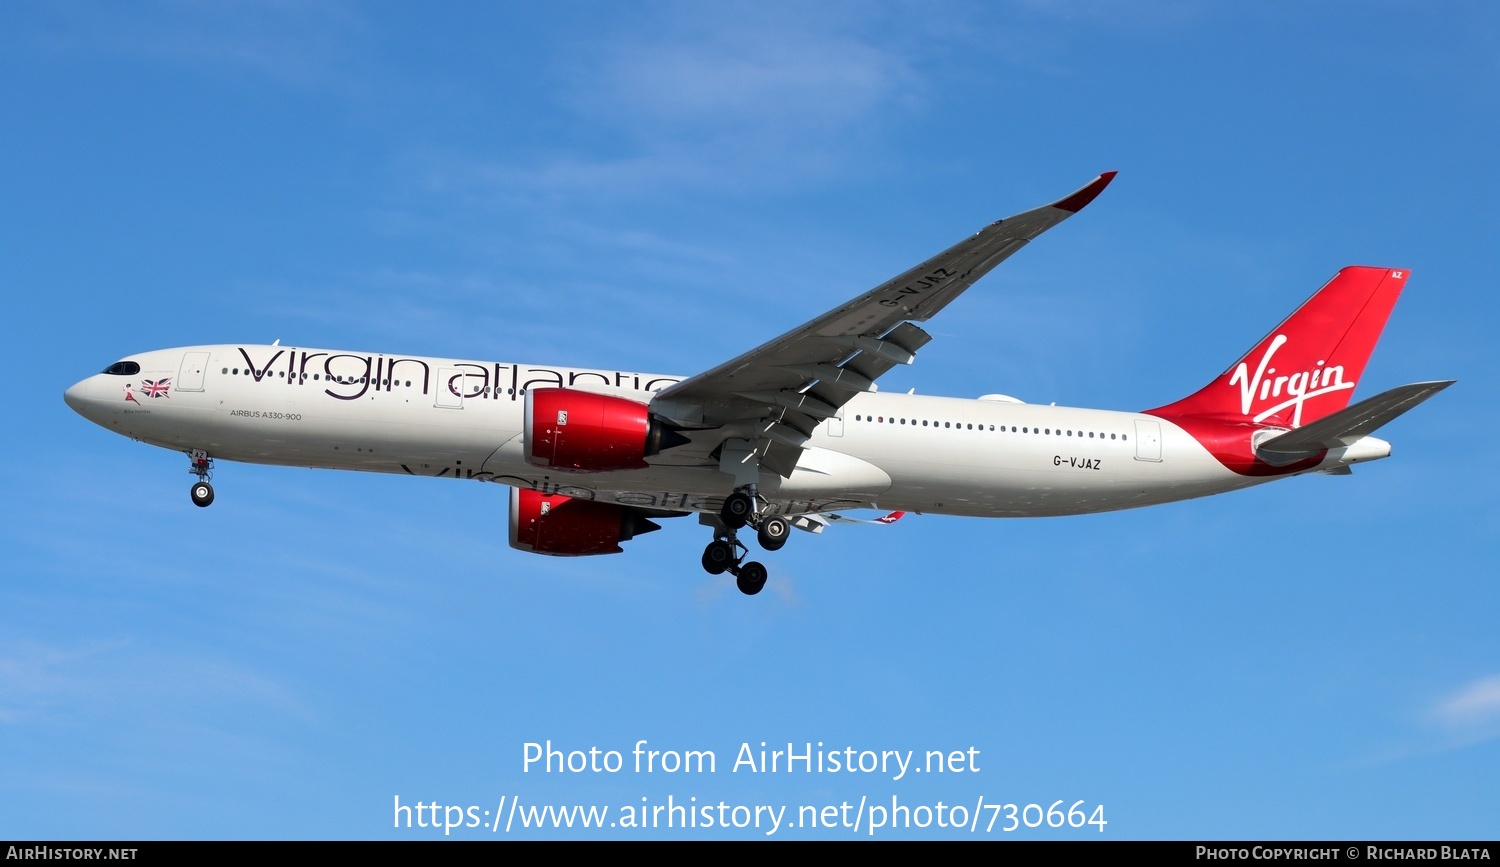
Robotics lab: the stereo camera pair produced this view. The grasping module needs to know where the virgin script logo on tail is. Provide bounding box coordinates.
[1228,334,1353,426]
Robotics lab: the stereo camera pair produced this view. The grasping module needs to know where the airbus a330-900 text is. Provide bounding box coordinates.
[65,172,1452,595]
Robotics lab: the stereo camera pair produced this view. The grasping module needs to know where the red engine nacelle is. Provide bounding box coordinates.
[508,487,661,556]
[524,388,686,472]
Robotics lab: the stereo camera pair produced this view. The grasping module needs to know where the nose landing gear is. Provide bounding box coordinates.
[188,449,215,508]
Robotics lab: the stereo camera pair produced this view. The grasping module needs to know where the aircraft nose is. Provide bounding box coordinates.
[63,378,92,414]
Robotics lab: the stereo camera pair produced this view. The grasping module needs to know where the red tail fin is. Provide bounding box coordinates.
[1148,267,1409,428]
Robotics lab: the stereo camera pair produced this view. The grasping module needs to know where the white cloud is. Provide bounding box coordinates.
[1006,0,1211,35]
[1351,674,1500,766]
[580,24,914,137]
[444,5,926,200]
[0,640,306,727]
[26,0,375,93]
[1430,674,1500,729]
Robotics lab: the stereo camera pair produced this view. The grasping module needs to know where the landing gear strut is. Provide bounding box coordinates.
[188,449,215,508]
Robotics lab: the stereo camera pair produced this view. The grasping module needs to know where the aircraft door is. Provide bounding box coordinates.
[1133,419,1162,462]
[436,368,465,408]
[177,351,211,392]
[827,409,844,437]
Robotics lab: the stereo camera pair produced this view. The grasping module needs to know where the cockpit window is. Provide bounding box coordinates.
[102,361,141,376]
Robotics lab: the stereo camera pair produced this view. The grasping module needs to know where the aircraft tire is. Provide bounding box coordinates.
[736,561,768,596]
[701,540,735,575]
[191,482,215,508]
[720,492,753,529]
[756,516,789,551]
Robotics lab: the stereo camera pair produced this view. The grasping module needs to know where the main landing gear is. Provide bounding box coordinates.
[699,535,768,596]
[700,487,787,596]
[188,449,215,508]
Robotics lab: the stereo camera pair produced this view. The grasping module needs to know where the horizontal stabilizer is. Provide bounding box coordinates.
[793,510,907,534]
[1256,380,1454,459]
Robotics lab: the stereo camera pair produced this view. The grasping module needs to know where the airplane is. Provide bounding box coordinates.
[63,172,1453,596]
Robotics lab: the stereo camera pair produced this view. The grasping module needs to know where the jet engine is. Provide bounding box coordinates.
[523,387,687,472]
[508,487,662,556]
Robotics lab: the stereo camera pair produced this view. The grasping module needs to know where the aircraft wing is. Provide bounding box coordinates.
[651,171,1116,475]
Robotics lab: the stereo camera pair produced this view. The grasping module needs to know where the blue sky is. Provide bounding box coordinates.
[3,1,1497,840]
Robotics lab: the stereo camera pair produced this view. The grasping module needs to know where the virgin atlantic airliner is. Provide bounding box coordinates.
[64,172,1451,595]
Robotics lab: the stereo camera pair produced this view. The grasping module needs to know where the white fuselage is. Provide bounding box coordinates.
[64,344,1361,518]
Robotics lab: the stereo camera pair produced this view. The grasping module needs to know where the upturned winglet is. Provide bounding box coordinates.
[1051,170,1117,213]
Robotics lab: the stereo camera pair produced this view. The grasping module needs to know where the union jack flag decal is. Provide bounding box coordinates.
[141,378,172,399]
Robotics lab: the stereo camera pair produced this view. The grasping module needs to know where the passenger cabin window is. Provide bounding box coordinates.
[102,361,140,376]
